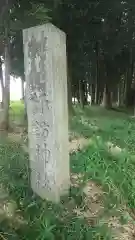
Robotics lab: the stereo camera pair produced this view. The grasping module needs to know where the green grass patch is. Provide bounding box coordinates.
[0,143,112,239]
[0,104,135,239]
[10,101,25,126]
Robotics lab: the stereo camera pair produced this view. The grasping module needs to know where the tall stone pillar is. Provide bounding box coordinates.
[23,23,69,202]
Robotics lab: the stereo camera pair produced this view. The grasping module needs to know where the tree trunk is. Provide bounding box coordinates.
[95,41,100,104]
[0,59,4,107]
[66,49,74,114]
[79,80,83,107]
[99,88,103,105]
[91,83,95,104]
[95,83,100,104]
[125,48,133,107]
[67,68,74,115]
[102,85,112,109]
[117,85,121,107]
[0,0,11,132]
[1,37,10,130]
[117,79,125,107]
[79,80,86,108]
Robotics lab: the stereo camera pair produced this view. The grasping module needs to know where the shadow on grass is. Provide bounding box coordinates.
[83,106,130,119]
[70,114,125,150]
[70,116,96,139]
[71,106,135,152]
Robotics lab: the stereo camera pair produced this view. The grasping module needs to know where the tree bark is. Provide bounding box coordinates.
[125,48,133,107]
[0,0,11,131]
[1,33,10,130]
[0,58,4,107]
[67,68,74,114]
[79,80,85,108]
[102,84,112,109]
[117,79,125,107]
[91,83,95,104]
[117,85,121,107]
[95,41,100,104]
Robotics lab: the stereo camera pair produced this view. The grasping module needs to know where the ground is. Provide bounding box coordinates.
[0,103,135,239]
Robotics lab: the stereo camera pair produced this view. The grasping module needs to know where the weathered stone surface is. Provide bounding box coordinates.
[23,23,69,202]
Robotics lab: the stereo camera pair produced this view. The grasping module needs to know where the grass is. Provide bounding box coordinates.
[0,144,110,239]
[1,104,135,239]
[10,101,25,126]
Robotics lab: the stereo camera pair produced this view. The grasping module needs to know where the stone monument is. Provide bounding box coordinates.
[23,23,69,202]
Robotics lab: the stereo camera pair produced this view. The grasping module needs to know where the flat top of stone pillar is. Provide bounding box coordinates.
[23,22,66,40]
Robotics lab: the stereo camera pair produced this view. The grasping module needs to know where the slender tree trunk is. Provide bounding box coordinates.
[99,87,104,105]
[124,71,127,102]
[117,85,121,107]
[76,86,79,103]
[79,80,86,108]
[95,83,100,104]
[102,84,112,109]
[117,79,125,107]
[85,81,88,105]
[88,83,92,105]
[79,80,83,108]
[1,33,10,130]
[68,78,73,114]
[0,0,11,135]
[91,83,95,104]
[125,72,132,107]
[125,48,133,107]
[67,68,74,114]
[0,60,4,107]
[66,49,74,114]
[95,41,100,104]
